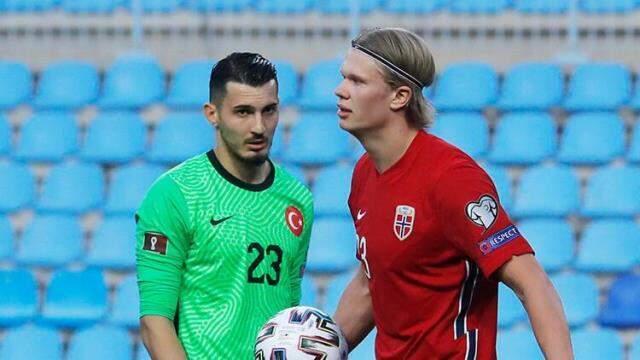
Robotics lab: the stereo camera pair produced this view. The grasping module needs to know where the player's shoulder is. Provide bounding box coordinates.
[421,132,490,184]
[273,163,313,205]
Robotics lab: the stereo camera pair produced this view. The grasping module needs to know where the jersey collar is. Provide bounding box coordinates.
[207,150,275,192]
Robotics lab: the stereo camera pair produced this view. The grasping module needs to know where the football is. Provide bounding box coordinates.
[254,306,349,360]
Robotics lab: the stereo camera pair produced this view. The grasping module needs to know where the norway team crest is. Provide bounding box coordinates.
[394,205,415,241]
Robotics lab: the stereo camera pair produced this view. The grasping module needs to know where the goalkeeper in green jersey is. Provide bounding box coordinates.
[136,52,314,359]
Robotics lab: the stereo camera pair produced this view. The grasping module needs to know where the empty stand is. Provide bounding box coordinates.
[147,112,214,164]
[0,61,31,109]
[489,112,557,165]
[81,111,146,164]
[87,216,137,270]
[14,112,79,162]
[38,162,104,214]
[431,112,489,158]
[513,165,580,218]
[0,162,35,213]
[558,112,625,165]
[34,61,99,110]
[306,218,357,273]
[0,269,37,326]
[600,274,640,328]
[433,62,498,111]
[575,220,640,272]
[16,215,83,267]
[518,219,574,272]
[312,163,353,218]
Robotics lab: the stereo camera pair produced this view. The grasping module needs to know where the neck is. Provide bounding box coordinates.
[214,146,271,185]
[356,120,419,174]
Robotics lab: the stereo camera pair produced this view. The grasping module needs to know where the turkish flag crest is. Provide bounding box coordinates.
[285,206,304,237]
[394,205,415,241]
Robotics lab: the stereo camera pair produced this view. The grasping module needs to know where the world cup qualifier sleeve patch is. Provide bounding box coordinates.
[477,225,521,255]
[143,232,168,255]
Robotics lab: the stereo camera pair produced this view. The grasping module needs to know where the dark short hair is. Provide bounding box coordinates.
[208,52,278,105]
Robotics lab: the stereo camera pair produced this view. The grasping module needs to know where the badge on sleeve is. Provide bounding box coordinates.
[143,232,168,255]
[466,195,498,229]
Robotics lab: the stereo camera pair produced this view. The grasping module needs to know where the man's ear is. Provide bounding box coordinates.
[389,85,412,111]
[203,102,219,128]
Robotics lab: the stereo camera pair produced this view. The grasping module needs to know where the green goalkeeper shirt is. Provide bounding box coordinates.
[136,150,313,359]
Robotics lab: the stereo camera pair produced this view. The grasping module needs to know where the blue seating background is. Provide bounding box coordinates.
[1,42,640,359]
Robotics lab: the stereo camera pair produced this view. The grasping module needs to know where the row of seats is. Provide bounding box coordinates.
[3,58,640,111]
[2,324,639,360]
[2,109,640,166]
[2,267,639,334]
[2,154,640,218]
[2,213,638,272]
[1,0,639,14]
[0,324,152,360]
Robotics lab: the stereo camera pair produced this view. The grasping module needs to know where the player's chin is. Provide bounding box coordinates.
[243,149,270,164]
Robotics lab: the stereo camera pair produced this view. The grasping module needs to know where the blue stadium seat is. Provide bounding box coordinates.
[62,0,117,13]
[108,274,139,328]
[68,325,132,360]
[0,114,10,155]
[255,0,314,13]
[313,163,353,218]
[0,269,37,326]
[572,329,623,360]
[431,112,488,158]
[0,325,63,360]
[184,0,253,12]
[81,112,146,164]
[432,63,498,111]
[498,283,525,328]
[512,165,579,218]
[315,0,381,14]
[0,162,35,213]
[632,334,640,360]
[283,112,352,166]
[631,82,640,110]
[16,215,83,267]
[481,165,513,211]
[0,217,12,261]
[351,143,366,162]
[281,165,308,186]
[350,328,376,360]
[40,268,107,328]
[514,0,570,13]
[564,63,631,111]
[558,112,624,165]
[87,216,136,270]
[166,60,215,110]
[582,165,640,217]
[489,112,556,165]
[299,59,342,111]
[449,0,510,13]
[600,274,640,328]
[14,112,78,162]
[299,275,317,307]
[384,0,446,13]
[147,112,214,164]
[517,220,574,272]
[323,271,354,315]
[0,61,31,109]
[273,60,298,107]
[38,162,104,214]
[104,163,164,215]
[137,342,151,360]
[307,217,358,273]
[126,0,182,12]
[575,220,640,272]
[270,126,286,161]
[497,329,542,359]
[628,120,640,163]
[551,273,598,327]
[99,54,165,109]
[34,61,99,110]
[497,63,564,110]
[3,0,57,12]
[580,0,636,13]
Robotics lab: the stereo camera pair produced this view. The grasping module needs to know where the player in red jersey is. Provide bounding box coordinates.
[332,27,573,359]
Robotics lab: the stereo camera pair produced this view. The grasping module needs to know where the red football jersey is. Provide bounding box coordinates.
[349,131,534,360]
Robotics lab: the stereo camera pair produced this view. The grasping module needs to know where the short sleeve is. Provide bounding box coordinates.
[431,162,533,278]
[136,174,191,320]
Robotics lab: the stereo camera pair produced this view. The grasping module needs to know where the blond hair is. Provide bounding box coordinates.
[353,28,436,129]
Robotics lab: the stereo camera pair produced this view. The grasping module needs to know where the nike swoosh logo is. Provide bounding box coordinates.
[356,210,366,221]
[211,216,233,226]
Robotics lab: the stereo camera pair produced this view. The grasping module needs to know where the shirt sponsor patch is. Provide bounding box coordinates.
[143,232,168,255]
[478,225,521,255]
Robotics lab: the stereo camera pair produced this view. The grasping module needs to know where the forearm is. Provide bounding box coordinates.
[333,267,375,352]
[518,278,573,360]
[140,315,188,360]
